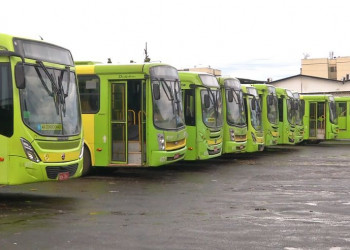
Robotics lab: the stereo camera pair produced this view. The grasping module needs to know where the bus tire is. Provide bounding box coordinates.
[82,145,92,176]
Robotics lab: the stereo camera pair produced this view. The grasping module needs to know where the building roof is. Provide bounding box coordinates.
[271,74,347,84]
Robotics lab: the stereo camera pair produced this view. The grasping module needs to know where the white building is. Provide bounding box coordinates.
[270,74,350,96]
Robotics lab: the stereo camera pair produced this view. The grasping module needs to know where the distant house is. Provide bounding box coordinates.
[270,74,350,96]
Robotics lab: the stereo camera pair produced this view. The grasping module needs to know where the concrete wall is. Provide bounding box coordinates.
[301,58,330,79]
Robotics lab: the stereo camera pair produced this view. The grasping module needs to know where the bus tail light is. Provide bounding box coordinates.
[157,134,165,151]
[20,138,41,163]
[0,157,4,162]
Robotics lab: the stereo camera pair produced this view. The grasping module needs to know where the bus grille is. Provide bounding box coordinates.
[46,164,78,179]
[235,134,247,142]
[208,148,221,155]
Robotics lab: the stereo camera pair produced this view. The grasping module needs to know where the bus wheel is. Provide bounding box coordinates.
[82,145,92,176]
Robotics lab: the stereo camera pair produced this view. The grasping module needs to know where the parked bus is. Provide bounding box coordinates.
[276,87,295,144]
[0,33,83,185]
[241,85,264,152]
[76,62,187,174]
[217,77,247,154]
[179,71,223,160]
[253,84,279,146]
[301,94,338,143]
[335,96,350,139]
[292,92,304,144]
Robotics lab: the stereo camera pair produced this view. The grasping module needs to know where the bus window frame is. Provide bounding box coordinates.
[78,74,101,114]
[0,62,13,137]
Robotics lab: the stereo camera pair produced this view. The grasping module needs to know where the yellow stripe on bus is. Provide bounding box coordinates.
[165,138,186,151]
[39,151,80,163]
[76,65,95,75]
[207,137,223,145]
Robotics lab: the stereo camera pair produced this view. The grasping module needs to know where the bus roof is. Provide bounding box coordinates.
[0,33,74,66]
[300,94,334,101]
[334,96,350,101]
[178,71,219,88]
[76,62,175,76]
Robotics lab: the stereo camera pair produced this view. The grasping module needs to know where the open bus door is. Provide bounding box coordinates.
[111,82,128,164]
[309,102,326,139]
[110,80,147,166]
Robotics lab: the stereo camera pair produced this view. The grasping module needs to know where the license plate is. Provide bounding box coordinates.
[174,154,180,159]
[58,172,69,181]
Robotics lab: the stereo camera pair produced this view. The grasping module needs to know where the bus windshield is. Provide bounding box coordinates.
[20,64,81,136]
[329,99,337,124]
[286,98,295,125]
[201,88,223,128]
[151,66,185,130]
[292,93,303,126]
[250,97,263,131]
[226,88,246,126]
[247,87,263,131]
[267,87,278,125]
[294,100,303,125]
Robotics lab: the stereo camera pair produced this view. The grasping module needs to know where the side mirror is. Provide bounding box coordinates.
[204,94,210,108]
[227,90,233,103]
[15,63,26,89]
[153,83,160,100]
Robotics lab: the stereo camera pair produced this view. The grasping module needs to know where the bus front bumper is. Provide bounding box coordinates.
[6,156,83,185]
[149,146,187,166]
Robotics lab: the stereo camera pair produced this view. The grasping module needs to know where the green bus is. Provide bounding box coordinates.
[253,84,279,146]
[77,62,187,174]
[300,94,338,142]
[241,85,264,152]
[335,96,350,139]
[179,71,223,160]
[276,87,295,144]
[217,77,247,154]
[0,33,84,185]
[292,92,304,144]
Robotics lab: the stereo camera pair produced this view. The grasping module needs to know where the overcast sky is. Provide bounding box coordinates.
[2,0,350,81]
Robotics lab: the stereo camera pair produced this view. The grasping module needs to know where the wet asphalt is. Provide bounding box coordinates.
[1,142,350,250]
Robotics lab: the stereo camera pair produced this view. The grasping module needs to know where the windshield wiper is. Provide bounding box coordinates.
[36,60,60,115]
[206,87,220,127]
[158,78,174,101]
[157,78,177,115]
[35,67,53,97]
[173,79,183,116]
[58,67,71,116]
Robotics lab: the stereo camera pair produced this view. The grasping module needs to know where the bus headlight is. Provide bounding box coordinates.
[79,143,84,159]
[20,138,41,163]
[157,134,165,150]
[230,128,235,141]
[251,132,256,143]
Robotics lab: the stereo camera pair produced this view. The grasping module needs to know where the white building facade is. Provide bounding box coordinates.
[270,74,350,96]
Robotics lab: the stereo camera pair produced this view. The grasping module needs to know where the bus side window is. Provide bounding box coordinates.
[0,63,13,137]
[336,102,347,117]
[78,75,100,114]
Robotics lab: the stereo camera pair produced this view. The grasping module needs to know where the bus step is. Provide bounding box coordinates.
[128,152,141,164]
[128,141,141,152]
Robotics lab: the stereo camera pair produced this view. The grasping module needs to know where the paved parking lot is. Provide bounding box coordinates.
[1,142,350,249]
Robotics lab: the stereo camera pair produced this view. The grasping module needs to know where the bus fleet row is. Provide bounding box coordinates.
[0,33,347,185]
